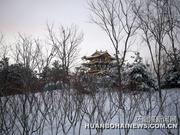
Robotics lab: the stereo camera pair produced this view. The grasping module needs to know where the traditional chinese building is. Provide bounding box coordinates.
[82,50,116,75]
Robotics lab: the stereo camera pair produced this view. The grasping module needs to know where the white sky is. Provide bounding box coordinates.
[0,0,149,62]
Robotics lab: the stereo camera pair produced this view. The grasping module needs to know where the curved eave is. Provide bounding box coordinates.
[83,62,113,66]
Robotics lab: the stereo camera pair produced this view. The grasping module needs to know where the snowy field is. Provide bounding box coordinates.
[0,88,179,135]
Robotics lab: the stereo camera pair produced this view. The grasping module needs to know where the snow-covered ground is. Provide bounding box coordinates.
[0,88,179,135]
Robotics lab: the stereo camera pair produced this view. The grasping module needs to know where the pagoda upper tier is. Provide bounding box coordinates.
[82,50,116,74]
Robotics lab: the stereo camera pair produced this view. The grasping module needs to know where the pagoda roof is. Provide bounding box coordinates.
[82,50,115,60]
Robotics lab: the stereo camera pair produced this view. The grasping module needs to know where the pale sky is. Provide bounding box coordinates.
[0,0,148,61]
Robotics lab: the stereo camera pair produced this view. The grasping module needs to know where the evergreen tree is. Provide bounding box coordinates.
[0,57,37,96]
[164,49,180,88]
[122,52,156,91]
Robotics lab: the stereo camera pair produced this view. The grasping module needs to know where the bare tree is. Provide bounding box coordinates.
[0,34,8,59]
[133,0,171,104]
[47,24,83,75]
[164,0,180,72]
[11,34,41,71]
[33,39,56,75]
[88,0,139,87]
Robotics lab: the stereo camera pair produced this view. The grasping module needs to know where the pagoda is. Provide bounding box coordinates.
[82,50,116,75]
